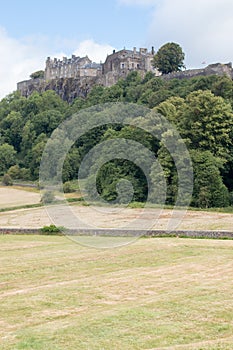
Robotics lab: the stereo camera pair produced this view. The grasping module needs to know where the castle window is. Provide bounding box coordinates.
[132,63,134,68]
[121,63,125,69]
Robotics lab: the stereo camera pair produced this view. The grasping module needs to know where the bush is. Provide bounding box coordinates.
[63,181,75,193]
[40,224,64,235]
[41,190,55,204]
[7,165,31,180]
[20,168,31,180]
[7,165,21,179]
[2,173,13,186]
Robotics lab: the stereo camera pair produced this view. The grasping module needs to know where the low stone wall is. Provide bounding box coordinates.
[161,63,233,81]
[0,228,41,234]
[1,227,233,240]
[13,182,37,188]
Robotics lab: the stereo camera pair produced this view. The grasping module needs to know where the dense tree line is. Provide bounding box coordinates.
[0,71,233,208]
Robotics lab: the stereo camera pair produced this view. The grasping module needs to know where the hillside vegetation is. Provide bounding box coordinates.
[1,72,233,208]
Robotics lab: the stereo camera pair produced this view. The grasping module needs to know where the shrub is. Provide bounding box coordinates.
[8,165,31,181]
[41,190,55,204]
[40,224,64,235]
[2,173,13,186]
[20,168,31,180]
[7,165,21,179]
[63,181,75,193]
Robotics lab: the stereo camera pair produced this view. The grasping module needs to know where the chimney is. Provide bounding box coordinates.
[151,46,155,55]
[113,49,116,54]
[133,47,136,55]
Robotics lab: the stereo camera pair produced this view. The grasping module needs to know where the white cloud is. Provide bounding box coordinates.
[0,31,114,100]
[148,0,233,67]
[119,0,233,68]
[74,39,114,63]
[0,28,46,99]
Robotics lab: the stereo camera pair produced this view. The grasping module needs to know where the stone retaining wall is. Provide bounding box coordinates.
[1,227,233,239]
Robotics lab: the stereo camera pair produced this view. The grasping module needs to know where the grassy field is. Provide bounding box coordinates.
[1,235,233,349]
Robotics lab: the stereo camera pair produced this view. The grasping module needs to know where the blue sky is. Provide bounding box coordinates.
[0,0,153,51]
[0,0,232,98]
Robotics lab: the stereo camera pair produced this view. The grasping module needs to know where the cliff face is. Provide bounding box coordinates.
[17,76,103,103]
[17,62,233,103]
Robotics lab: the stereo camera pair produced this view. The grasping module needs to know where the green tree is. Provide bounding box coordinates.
[211,76,233,102]
[62,147,81,182]
[7,165,21,179]
[31,110,64,136]
[30,134,48,178]
[30,70,44,79]
[0,111,24,151]
[191,150,229,208]
[0,143,16,175]
[179,90,233,159]
[20,121,37,159]
[101,85,123,103]
[153,42,185,74]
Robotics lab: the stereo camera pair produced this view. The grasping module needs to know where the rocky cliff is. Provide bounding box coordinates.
[17,76,102,103]
[17,63,233,103]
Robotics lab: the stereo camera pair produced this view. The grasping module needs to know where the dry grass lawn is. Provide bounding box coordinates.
[0,186,41,209]
[0,235,233,349]
[0,187,233,231]
[0,203,233,231]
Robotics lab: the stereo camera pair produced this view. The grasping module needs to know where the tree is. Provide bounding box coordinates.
[191,150,229,208]
[62,147,81,182]
[179,90,233,160]
[30,70,44,79]
[7,165,21,179]
[0,143,16,175]
[30,134,48,178]
[31,110,64,136]
[0,111,24,151]
[153,42,185,74]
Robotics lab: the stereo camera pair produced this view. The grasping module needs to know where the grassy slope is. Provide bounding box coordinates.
[0,235,233,349]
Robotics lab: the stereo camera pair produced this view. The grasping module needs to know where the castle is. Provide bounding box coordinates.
[17,47,159,101]
[45,55,102,80]
[17,46,233,102]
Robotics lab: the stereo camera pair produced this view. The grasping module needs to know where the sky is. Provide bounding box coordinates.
[0,0,232,98]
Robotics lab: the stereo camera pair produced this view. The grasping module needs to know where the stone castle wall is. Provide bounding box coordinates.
[161,62,233,80]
